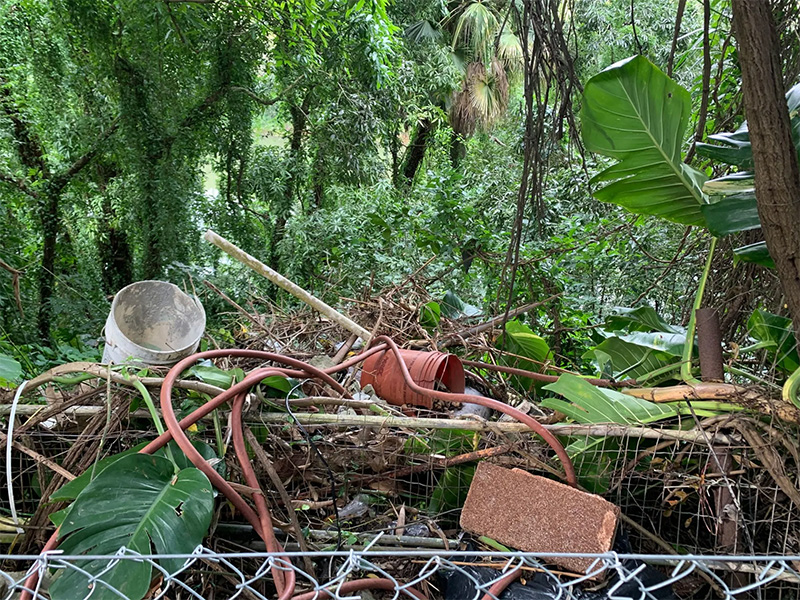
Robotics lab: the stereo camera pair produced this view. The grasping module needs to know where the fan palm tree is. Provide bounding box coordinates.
[401,0,522,180]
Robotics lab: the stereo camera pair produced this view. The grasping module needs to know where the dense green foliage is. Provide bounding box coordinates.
[1,0,798,384]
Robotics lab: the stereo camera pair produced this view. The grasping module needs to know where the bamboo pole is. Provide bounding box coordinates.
[0,405,735,443]
[204,230,372,341]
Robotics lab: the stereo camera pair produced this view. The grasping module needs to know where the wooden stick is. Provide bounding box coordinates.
[0,405,735,443]
[623,383,752,402]
[203,280,267,332]
[348,443,518,484]
[251,412,735,443]
[204,230,372,341]
[243,427,315,574]
[0,432,76,481]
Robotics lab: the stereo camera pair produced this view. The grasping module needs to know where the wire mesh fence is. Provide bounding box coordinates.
[5,376,800,599]
[3,548,800,600]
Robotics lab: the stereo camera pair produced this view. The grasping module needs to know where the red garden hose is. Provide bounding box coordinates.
[22,342,576,600]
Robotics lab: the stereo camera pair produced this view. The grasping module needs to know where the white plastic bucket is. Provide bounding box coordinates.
[101,280,206,366]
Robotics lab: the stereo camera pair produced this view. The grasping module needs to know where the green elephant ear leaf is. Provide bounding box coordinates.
[581,55,708,226]
[50,454,214,600]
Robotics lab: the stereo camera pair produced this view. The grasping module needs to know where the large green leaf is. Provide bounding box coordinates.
[734,241,775,268]
[420,301,441,329]
[542,374,677,425]
[581,55,708,226]
[441,291,482,319]
[700,193,760,237]
[611,330,685,356]
[696,125,752,168]
[51,443,149,504]
[747,309,799,374]
[696,81,800,170]
[564,437,619,494]
[542,375,676,492]
[52,440,222,507]
[50,454,214,600]
[695,81,800,246]
[429,465,475,516]
[603,306,682,334]
[496,320,551,390]
[584,336,679,380]
[0,353,22,386]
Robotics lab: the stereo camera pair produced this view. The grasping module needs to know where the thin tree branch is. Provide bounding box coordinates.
[667,0,688,77]
[229,75,304,107]
[630,0,643,55]
[52,117,120,192]
[685,0,711,163]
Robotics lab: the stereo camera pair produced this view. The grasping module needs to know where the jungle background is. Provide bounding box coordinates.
[1,0,799,384]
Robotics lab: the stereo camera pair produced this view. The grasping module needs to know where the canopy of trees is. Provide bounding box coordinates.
[2,0,800,388]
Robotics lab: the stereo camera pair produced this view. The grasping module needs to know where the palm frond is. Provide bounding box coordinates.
[471,59,509,126]
[405,20,442,45]
[496,31,523,70]
[451,2,499,59]
[449,59,509,135]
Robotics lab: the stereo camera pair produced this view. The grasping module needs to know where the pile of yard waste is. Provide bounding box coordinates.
[2,238,800,599]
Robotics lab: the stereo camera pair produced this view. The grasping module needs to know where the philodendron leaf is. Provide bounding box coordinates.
[542,374,676,424]
[581,55,708,226]
[542,374,676,492]
[188,363,234,389]
[696,81,800,170]
[441,291,482,319]
[420,301,441,328]
[51,442,149,504]
[695,82,800,242]
[50,454,214,600]
[611,330,685,356]
[156,439,226,478]
[583,336,679,381]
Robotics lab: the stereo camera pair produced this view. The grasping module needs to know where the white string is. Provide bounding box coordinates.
[6,379,28,534]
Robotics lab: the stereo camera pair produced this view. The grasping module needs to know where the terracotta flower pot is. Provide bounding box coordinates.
[360,349,465,409]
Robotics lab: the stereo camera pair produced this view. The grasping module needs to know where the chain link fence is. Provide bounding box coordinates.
[3,547,800,600]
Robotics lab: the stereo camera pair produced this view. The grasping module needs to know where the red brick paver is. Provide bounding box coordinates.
[460,462,620,575]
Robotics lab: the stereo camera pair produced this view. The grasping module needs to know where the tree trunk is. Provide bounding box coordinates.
[36,189,58,338]
[390,122,400,187]
[270,94,310,269]
[449,130,466,169]
[732,0,800,347]
[402,118,435,184]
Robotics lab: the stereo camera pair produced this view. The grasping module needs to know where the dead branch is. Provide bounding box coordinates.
[0,431,76,481]
[438,295,561,348]
[624,383,800,424]
[0,171,38,198]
